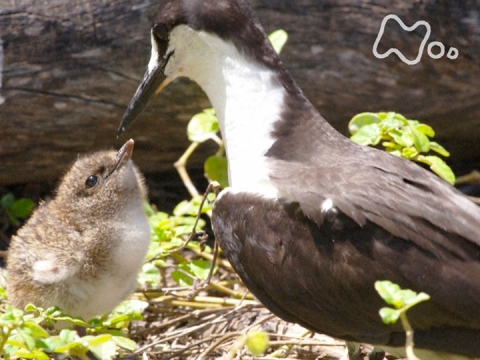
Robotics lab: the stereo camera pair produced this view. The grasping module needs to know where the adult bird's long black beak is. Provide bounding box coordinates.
[118,47,173,135]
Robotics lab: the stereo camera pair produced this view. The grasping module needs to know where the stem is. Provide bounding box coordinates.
[226,335,247,360]
[400,312,421,360]
[174,142,200,197]
[0,327,12,357]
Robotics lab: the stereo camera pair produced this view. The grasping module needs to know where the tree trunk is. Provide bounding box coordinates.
[1,0,479,185]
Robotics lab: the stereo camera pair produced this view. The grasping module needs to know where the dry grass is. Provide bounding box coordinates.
[125,249,349,360]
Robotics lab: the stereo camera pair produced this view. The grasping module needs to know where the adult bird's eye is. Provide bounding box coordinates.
[153,25,168,42]
[85,175,99,188]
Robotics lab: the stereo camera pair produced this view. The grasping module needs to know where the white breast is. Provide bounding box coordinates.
[164,25,286,198]
[66,201,150,319]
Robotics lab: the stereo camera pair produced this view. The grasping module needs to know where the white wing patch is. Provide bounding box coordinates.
[321,198,334,213]
[33,256,76,284]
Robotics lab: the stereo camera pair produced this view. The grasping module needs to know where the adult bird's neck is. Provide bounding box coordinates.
[167,25,332,195]
[204,47,287,195]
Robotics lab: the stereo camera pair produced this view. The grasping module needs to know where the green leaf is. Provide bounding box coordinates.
[137,263,162,287]
[391,112,407,121]
[5,338,28,350]
[82,334,112,348]
[24,304,39,313]
[112,300,149,316]
[382,141,402,150]
[416,155,456,185]
[10,348,50,360]
[171,269,193,286]
[245,331,270,356]
[18,329,38,350]
[37,336,66,351]
[187,108,219,143]
[9,198,35,219]
[380,113,407,131]
[374,280,405,308]
[378,307,402,324]
[89,338,117,360]
[409,123,430,153]
[348,113,382,135]
[388,129,412,148]
[268,29,288,54]
[112,335,137,351]
[429,141,450,157]
[106,313,143,328]
[58,328,81,344]
[204,155,229,188]
[415,123,435,137]
[401,146,418,159]
[0,285,7,300]
[50,315,90,328]
[375,280,430,325]
[22,321,49,339]
[173,195,207,216]
[349,123,382,146]
[188,259,215,280]
[1,193,15,209]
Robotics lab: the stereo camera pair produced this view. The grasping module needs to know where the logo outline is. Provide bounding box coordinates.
[373,14,431,65]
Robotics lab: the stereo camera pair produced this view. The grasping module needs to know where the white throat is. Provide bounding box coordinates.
[161,25,286,197]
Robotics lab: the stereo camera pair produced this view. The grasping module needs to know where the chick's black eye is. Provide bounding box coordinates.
[85,175,98,188]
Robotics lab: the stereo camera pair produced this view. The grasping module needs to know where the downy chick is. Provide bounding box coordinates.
[7,139,150,319]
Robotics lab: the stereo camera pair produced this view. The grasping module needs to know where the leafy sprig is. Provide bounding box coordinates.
[349,112,455,184]
[375,280,430,360]
[0,302,143,360]
[1,193,34,226]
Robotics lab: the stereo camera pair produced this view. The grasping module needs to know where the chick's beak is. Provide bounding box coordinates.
[106,139,135,180]
[118,38,173,135]
[115,139,135,169]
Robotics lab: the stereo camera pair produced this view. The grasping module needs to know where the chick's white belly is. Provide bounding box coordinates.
[65,215,150,319]
[66,270,137,319]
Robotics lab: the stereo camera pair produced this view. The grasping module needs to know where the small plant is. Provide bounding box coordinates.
[142,194,217,287]
[227,330,270,359]
[0,193,34,225]
[0,301,143,360]
[375,280,430,360]
[349,112,455,184]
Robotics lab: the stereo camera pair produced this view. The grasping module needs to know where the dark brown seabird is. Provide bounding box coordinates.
[118,0,480,358]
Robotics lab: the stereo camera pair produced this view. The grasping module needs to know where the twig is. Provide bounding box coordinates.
[134,303,255,355]
[153,295,259,309]
[467,195,480,205]
[456,170,480,185]
[169,181,220,253]
[199,331,242,359]
[189,247,234,271]
[174,142,200,197]
[207,281,255,300]
[400,312,421,360]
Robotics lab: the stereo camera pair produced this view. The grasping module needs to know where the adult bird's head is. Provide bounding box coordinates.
[118,0,285,135]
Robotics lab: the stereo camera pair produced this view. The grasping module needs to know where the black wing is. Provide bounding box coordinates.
[212,153,480,357]
[268,142,480,261]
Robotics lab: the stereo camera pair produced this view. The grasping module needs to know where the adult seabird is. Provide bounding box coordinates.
[118,0,480,358]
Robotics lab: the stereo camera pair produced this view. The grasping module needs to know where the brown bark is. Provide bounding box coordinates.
[0,0,479,185]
